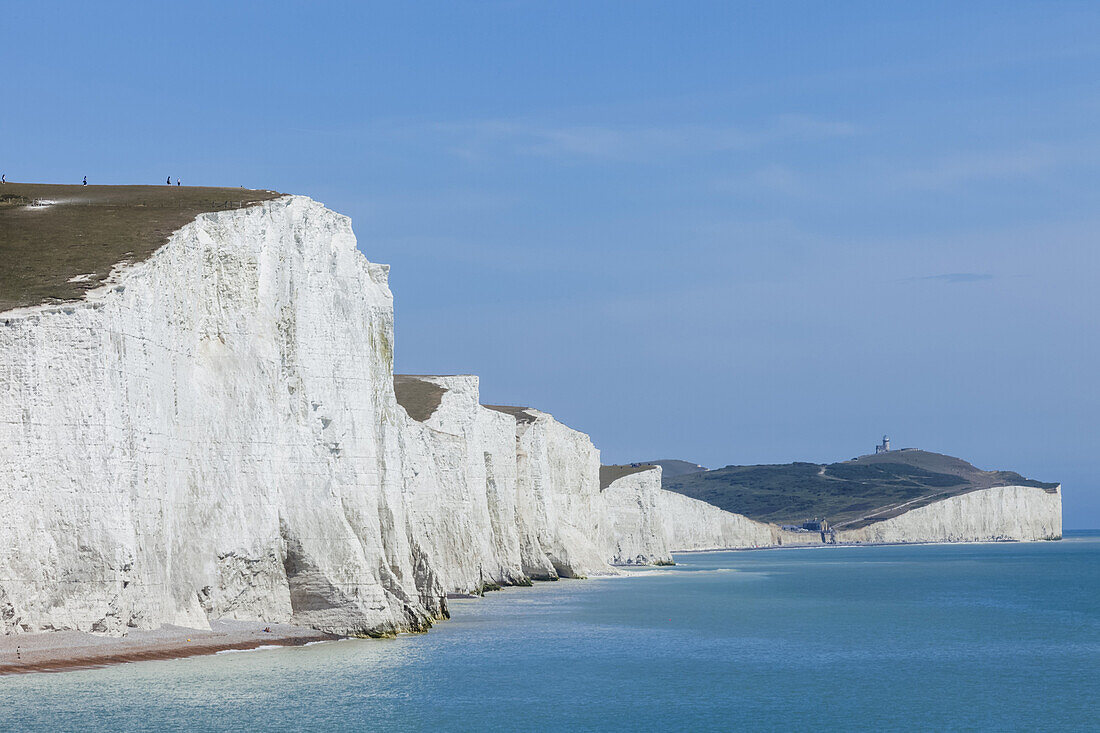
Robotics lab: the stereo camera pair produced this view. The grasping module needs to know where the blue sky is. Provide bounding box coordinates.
[4,2,1099,527]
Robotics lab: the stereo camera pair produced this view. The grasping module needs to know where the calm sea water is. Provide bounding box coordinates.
[2,532,1097,732]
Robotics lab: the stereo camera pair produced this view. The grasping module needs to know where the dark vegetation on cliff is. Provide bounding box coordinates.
[661,449,1058,529]
[0,182,280,312]
[599,464,655,490]
[393,376,448,422]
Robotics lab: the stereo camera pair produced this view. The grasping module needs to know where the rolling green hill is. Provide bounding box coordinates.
[661,449,1058,530]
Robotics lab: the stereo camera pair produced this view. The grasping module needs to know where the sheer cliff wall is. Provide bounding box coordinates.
[0,197,661,637]
[836,485,1062,544]
[396,376,617,594]
[599,467,777,564]
[0,197,437,636]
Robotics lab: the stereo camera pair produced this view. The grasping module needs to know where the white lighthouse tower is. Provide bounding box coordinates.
[875,435,891,454]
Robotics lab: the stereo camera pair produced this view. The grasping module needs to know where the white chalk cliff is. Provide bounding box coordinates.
[599,468,1062,556]
[395,375,615,593]
[834,485,1062,545]
[1,197,437,636]
[0,196,1063,638]
[599,467,777,564]
[0,196,676,637]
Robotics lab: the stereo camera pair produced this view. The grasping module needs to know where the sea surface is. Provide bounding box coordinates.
[2,532,1097,732]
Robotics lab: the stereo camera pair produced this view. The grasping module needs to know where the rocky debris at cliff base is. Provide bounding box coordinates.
[0,620,331,675]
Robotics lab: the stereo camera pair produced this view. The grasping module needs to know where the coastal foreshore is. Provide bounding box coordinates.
[0,535,1065,676]
[671,537,1037,554]
[0,620,333,676]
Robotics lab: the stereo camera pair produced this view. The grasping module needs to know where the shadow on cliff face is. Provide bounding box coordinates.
[277,521,444,638]
[280,535,347,628]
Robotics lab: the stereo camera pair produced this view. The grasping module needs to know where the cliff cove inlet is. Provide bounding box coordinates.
[1,533,1096,732]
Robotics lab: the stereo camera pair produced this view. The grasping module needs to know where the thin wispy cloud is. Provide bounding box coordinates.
[716,138,1100,203]
[424,115,858,161]
[892,145,1071,191]
[908,273,994,284]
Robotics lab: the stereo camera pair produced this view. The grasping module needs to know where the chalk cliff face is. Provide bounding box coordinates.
[0,197,639,638]
[599,467,778,564]
[0,197,439,636]
[397,376,525,595]
[396,376,616,593]
[836,485,1062,544]
[510,408,613,579]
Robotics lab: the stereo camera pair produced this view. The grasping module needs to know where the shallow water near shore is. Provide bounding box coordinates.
[2,532,1097,731]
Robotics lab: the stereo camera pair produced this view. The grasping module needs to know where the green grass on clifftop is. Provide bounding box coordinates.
[662,449,1058,530]
[0,182,281,312]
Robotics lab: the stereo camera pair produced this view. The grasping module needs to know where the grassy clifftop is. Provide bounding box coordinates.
[393,375,449,422]
[662,449,1058,530]
[599,464,655,489]
[0,183,281,312]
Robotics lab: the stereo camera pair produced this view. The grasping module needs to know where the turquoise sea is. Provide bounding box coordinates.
[2,531,1097,732]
